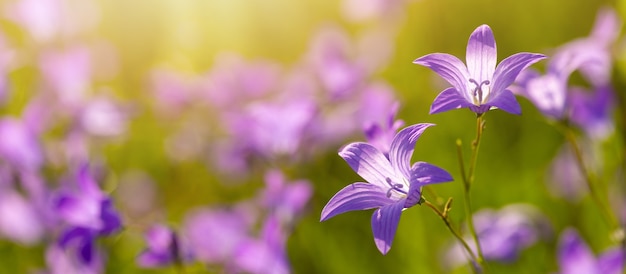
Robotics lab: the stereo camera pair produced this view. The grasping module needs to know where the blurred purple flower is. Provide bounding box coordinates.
[5,0,62,42]
[182,207,255,265]
[321,123,452,254]
[364,102,404,158]
[46,227,104,274]
[48,164,121,274]
[228,98,317,160]
[515,7,620,123]
[446,204,551,268]
[149,69,198,115]
[234,216,290,274]
[39,46,92,107]
[316,81,396,146]
[308,26,365,99]
[0,118,44,172]
[547,144,589,201]
[340,0,405,23]
[201,53,280,108]
[54,164,121,235]
[577,7,621,87]
[569,86,615,140]
[0,189,45,245]
[558,228,623,274]
[78,96,129,138]
[515,48,603,120]
[260,169,312,224]
[414,24,545,115]
[137,224,188,268]
[6,0,100,42]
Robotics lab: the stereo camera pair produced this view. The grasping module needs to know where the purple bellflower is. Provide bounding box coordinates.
[557,228,623,274]
[363,102,404,158]
[48,227,104,274]
[182,207,254,265]
[233,216,290,274]
[39,46,93,108]
[413,24,546,115]
[137,224,187,268]
[446,204,551,268]
[320,123,453,254]
[569,85,614,139]
[6,0,100,43]
[515,7,620,126]
[0,118,44,172]
[308,25,366,99]
[548,143,595,201]
[48,164,122,274]
[260,169,312,224]
[0,189,45,245]
[54,164,122,235]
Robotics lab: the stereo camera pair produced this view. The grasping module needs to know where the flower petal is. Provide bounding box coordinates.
[388,124,434,180]
[598,248,624,274]
[405,162,453,207]
[558,228,598,274]
[487,89,522,115]
[569,86,615,139]
[549,41,603,80]
[320,183,391,221]
[339,142,395,189]
[55,193,102,229]
[413,53,471,98]
[145,225,175,252]
[491,53,546,97]
[59,226,93,249]
[429,87,473,114]
[524,74,567,119]
[371,200,405,255]
[590,7,622,45]
[410,161,453,186]
[466,25,497,83]
[137,251,172,268]
[99,198,122,235]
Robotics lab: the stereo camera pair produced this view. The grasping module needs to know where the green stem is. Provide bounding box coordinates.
[563,127,626,274]
[456,115,488,272]
[424,200,479,274]
[563,128,623,237]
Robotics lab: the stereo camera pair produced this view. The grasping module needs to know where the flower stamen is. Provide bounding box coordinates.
[469,79,490,104]
[385,177,408,197]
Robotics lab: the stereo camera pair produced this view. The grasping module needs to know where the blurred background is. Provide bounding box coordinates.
[0,0,623,273]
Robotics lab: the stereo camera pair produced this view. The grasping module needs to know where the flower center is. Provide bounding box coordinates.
[469,79,490,105]
[385,177,407,198]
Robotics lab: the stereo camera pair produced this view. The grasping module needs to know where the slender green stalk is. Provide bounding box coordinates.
[564,129,618,228]
[455,115,487,272]
[423,199,479,274]
[563,127,626,274]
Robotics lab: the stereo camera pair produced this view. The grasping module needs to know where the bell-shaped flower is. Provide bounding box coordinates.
[414,24,545,115]
[46,227,104,274]
[54,164,122,235]
[260,170,312,224]
[363,102,404,158]
[233,216,290,274]
[137,224,189,268]
[445,204,551,268]
[557,228,623,274]
[515,8,620,122]
[321,123,453,254]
